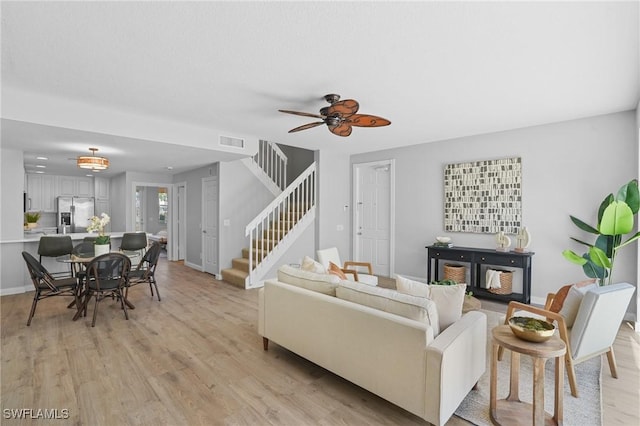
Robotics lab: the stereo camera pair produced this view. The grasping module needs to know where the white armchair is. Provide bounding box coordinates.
[316,247,378,286]
[500,282,635,397]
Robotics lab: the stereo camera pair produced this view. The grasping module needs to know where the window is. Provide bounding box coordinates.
[158,188,168,224]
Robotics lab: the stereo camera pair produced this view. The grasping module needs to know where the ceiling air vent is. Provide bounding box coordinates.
[219,135,245,149]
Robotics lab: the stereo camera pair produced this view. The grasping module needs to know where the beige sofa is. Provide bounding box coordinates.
[258,265,487,425]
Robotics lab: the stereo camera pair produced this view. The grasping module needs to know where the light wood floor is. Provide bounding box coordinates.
[1,258,638,425]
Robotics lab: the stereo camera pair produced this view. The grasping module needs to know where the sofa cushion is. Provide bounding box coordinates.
[336,280,440,335]
[301,255,327,274]
[395,275,466,330]
[277,264,341,296]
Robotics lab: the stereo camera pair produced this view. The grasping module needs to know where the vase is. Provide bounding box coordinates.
[26,222,38,229]
[94,244,110,257]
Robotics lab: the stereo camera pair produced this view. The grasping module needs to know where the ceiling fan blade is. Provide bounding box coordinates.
[288,122,325,133]
[346,114,391,127]
[279,109,325,119]
[326,99,359,117]
[328,122,352,137]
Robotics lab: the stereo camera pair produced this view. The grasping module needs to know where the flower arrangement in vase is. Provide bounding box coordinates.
[87,213,111,255]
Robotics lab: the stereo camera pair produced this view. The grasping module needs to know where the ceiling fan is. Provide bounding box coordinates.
[279,94,391,137]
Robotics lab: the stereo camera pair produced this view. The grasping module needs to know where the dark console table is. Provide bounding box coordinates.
[426,245,534,304]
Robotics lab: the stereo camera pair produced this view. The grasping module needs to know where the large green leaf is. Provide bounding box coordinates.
[562,250,587,265]
[569,216,599,234]
[617,179,639,214]
[599,201,634,235]
[569,236,593,248]
[588,246,611,268]
[582,258,607,281]
[598,193,614,224]
[594,234,614,258]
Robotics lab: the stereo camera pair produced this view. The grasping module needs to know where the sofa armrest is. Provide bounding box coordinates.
[424,311,487,426]
[258,287,265,337]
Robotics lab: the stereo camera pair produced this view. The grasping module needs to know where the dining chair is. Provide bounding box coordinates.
[22,251,79,326]
[316,247,378,286]
[126,242,162,302]
[80,253,131,327]
[120,232,148,260]
[37,235,73,278]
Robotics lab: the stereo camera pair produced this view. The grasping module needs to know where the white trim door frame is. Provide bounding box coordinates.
[352,159,395,278]
[131,181,173,260]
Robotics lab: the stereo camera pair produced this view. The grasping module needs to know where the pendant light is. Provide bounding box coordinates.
[77,148,109,170]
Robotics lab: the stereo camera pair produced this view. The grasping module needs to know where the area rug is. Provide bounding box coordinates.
[455,311,602,425]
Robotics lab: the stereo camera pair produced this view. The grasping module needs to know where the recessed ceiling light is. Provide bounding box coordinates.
[35,171,45,174]
[86,174,94,177]
[167,166,174,170]
[36,165,46,168]
[36,156,48,160]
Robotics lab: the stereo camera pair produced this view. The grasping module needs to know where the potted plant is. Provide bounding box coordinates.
[24,211,41,229]
[563,179,639,285]
[87,213,111,256]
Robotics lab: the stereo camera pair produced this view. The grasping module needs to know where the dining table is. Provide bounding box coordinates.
[57,252,138,320]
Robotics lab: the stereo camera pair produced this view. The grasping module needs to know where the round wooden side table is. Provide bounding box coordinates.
[490,324,566,426]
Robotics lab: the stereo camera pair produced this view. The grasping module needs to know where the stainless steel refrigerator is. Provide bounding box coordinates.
[57,197,95,233]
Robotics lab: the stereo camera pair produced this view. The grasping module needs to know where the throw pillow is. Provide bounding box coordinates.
[328,261,348,280]
[427,283,467,330]
[558,282,598,328]
[301,255,326,274]
[396,275,430,298]
[548,279,596,313]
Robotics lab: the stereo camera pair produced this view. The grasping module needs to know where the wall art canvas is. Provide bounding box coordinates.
[444,157,522,234]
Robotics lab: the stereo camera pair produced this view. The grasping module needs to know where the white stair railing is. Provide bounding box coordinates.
[253,139,288,191]
[245,162,316,285]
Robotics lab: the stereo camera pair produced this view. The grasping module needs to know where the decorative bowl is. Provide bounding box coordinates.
[436,236,451,243]
[508,316,555,343]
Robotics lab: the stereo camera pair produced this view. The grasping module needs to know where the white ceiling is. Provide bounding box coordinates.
[1,1,638,177]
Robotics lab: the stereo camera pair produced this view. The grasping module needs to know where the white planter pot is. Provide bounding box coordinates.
[94,244,110,257]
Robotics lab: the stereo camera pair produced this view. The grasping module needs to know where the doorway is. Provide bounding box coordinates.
[352,160,395,277]
[202,176,218,276]
[132,182,173,260]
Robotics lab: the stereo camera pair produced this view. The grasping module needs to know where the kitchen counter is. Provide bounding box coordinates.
[2,232,128,244]
[0,232,129,295]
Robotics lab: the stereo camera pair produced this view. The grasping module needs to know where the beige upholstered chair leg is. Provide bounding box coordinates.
[606,347,618,378]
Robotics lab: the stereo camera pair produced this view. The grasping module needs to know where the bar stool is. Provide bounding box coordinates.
[37,235,73,278]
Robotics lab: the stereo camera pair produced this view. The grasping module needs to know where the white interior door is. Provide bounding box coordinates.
[353,160,394,277]
[202,177,218,275]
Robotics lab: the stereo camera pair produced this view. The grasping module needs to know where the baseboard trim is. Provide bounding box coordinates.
[184,261,204,272]
[0,285,29,296]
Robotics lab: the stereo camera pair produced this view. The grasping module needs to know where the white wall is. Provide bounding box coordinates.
[218,160,273,271]
[0,148,25,291]
[315,150,351,258]
[351,111,638,313]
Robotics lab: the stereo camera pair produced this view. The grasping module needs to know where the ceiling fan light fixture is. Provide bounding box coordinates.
[77,147,109,170]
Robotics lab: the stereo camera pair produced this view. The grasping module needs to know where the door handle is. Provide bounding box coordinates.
[202,230,207,234]
[357,232,362,235]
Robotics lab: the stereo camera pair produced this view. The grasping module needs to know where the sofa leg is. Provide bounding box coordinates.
[263,337,269,351]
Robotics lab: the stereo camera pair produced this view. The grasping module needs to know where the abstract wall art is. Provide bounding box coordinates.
[444,157,522,234]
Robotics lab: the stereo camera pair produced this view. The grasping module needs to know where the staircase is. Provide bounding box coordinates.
[221,162,316,288]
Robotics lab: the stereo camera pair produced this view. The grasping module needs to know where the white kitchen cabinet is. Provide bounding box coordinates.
[26,174,56,212]
[58,176,94,197]
[94,177,110,200]
[95,199,111,219]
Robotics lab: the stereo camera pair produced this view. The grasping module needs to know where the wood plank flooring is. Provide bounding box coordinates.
[1,258,638,425]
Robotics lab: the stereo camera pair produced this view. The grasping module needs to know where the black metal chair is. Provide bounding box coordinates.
[22,251,79,326]
[37,235,73,278]
[126,242,162,302]
[120,232,148,260]
[78,253,131,327]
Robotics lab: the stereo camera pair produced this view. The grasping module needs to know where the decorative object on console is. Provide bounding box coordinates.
[443,263,466,283]
[433,236,453,247]
[508,316,555,343]
[444,156,522,234]
[563,178,639,286]
[514,226,531,252]
[495,231,511,252]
